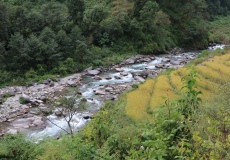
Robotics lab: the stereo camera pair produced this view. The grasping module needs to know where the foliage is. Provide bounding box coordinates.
[1,0,229,87]
[1,51,230,159]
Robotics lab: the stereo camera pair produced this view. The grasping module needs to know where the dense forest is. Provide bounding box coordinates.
[0,0,230,86]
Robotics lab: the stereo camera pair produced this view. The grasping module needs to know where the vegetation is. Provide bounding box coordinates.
[1,0,230,159]
[0,48,230,160]
[1,0,230,87]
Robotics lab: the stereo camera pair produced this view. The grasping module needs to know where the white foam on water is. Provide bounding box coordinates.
[149,57,163,65]
[28,114,89,141]
[208,44,225,50]
[92,73,134,85]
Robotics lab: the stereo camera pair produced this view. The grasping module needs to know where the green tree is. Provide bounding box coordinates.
[39,27,60,69]
[67,0,85,25]
[40,2,69,31]
[0,2,9,42]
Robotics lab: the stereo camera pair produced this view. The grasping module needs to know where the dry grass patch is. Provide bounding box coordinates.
[150,75,177,109]
[126,79,155,120]
[195,65,229,84]
[169,71,183,92]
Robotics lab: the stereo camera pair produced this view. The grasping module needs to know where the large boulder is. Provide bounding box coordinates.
[87,70,100,76]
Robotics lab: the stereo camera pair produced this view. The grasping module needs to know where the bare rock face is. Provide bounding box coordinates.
[87,70,100,76]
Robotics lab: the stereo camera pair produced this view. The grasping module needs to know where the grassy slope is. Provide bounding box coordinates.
[126,50,230,121]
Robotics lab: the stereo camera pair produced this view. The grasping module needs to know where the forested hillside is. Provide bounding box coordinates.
[0,0,229,87]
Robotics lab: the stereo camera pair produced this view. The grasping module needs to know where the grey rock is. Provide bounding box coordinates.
[142,58,151,62]
[162,58,170,63]
[43,80,49,85]
[67,81,76,87]
[6,129,18,134]
[134,76,145,82]
[139,71,149,78]
[87,70,100,76]
[104,76,112,80]
[126,59,135,64]
[114,76,121,79]
[155,64,165,68]
[95,90,105,95]
[105,87,113,92]
[120,72,128,76]
[94,76,102,80]
[55,110,63,116]
[21,94,30,103]
[115,68,124,72]
[32,117,44,126]
[170,60,181,65]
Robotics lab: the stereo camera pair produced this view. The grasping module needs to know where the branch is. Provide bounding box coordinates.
[46,117,70,134]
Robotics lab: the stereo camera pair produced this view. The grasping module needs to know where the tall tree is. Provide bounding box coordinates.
[0,2,9,42]
[67,0,85,25]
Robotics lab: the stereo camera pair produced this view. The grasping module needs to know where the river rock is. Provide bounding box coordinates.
[55,110,62,116]
[95,90,105,95]
[115,68,124,72]
[114,76,121,79]
[170,60,181,65]
[6,129,18,134]
[38,105,51,114]
[43,80,49,85]
[125,59,135,64]
[142,58,151,62]
[139,70,149,78]
[32,117,44,126]
[155,64,165,68]
[134,76,145,82]
[105,87,113,92]
[21,94,31,103]
[120,72,128,76]
[67,80,76,87]
[162,58,170,63]
[94,75,102,80]
[104,75,112,80]
[87,70,100,76]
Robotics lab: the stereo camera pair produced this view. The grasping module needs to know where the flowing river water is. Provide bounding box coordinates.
[0,45,225,141]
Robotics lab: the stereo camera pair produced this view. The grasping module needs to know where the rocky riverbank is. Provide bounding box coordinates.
[0,45,224,137]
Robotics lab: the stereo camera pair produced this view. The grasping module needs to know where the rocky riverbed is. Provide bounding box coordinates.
[0,45,225,139]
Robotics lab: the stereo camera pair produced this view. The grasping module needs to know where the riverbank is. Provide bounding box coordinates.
[0,45,225,138]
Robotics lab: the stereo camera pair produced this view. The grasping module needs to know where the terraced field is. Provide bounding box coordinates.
[126,52,230,120]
